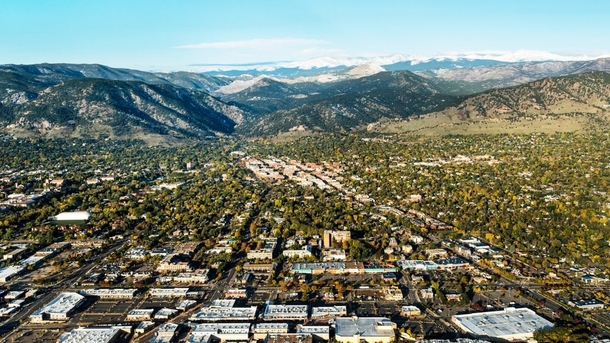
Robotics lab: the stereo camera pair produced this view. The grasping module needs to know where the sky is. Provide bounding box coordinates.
[1,0,609,71]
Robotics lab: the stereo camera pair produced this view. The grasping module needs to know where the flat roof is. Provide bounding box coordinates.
[0,265,24,280]
[190,301,257,321]
[264,304,309,317]
[253,323,290,330]
[80,288,137,296]
[155,308,179,316]
[194,323,251,334]
[149,287,189,296]
[128,308,155,315]
[335,317,395,339]
[311,306,347,317]
[32,292,85,316]
[296,325,330,334]
[452,308,553,340]
[265,334,313,343]
[57,327,121,343]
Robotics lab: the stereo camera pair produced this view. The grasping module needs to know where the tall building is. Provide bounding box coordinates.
[323,230,351,248]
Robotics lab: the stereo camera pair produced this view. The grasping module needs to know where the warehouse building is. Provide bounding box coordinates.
[57,327,123,343]
[30,292,86,322]
[335,317,396,343]
[452,307,553,341]
[0,265,25,283]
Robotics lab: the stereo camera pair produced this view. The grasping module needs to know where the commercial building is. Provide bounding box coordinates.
[400,306,421,317]
[225,288,249,299]
[263,304,309,321]
[186,323,251,343]
[3,248,28,261]
[265,334,313,343]
[311,306,347,319]
[149,288,189,298]
[174,269,209,284]
[247,239,277,260]
[252,323,289,340]
[150,323,179,343]
[177,299,198,311]
[57,327,122,343]
[296,325,330,342]
[30,292,86,322]
[335,317,396,343]
[572,299,605,311]
[0,265,25,283]
[396,260,438,271]
[154,308,179,320]
[452,307,553,341]
[190,299,257,322]
[243,263,277,274]
[127,309,155,321]
[80,288,137,299]
[157,254,194,273]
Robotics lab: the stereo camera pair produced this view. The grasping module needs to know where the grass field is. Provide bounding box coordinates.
[370,112,604,136]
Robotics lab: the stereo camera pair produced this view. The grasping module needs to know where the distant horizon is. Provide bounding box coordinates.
[2,0,608,72]
[2,50,610,74]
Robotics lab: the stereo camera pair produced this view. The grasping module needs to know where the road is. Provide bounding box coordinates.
[0,240,127,342]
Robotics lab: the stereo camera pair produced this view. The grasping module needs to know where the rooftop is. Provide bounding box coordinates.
[452,308,553,340]
[335,317,396,338]
[32,292,85,316]
[57,327,121,343]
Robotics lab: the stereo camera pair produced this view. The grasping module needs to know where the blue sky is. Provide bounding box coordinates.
[1,0,608,71]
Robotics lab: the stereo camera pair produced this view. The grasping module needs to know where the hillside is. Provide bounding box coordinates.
[0,74,244,141]
[237,71,464,136]
[0,63,230,93]
[372,71,610,135]
[417,58,610,89]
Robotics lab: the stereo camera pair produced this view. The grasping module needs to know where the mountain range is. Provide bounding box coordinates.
[1,55,610,142]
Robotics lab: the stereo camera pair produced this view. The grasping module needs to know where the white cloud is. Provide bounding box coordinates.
[175,38,327,50]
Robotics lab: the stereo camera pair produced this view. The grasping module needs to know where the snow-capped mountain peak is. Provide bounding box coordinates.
[347,62,386,77]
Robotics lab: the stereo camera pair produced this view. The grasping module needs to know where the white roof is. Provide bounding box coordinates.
[335,317,395,339]
[311,305,347,317]
[155,308,179,317]
[254,323,290,329]
[128,308,155,315]
[296,325,330,334]
[193,323,251,334]
[54,211,92,221]
[264,304,309,316]
[191,300,257,321]
[149,288,189,296]
[80,288,137,297]
[452,307,553,340]
[33,292,85,316]
[0,265,24,281]
[57,327,121,343]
